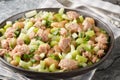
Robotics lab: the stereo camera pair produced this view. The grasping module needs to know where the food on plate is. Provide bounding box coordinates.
[0,8,109,72]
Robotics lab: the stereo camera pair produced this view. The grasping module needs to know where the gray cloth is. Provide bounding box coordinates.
[0,0,120,80]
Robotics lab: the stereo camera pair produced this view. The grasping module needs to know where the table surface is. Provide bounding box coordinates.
[0,0,120,80]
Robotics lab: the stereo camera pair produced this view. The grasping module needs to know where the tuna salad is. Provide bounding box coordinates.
[0,8,109,72]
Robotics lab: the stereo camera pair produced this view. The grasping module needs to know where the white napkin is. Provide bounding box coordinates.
[0,0,120,80]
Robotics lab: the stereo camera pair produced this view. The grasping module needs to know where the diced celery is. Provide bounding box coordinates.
[30,59,36,63]
[65,45,77,59]
[93,46,99,52]
[52,36,60,42]
[62,14,69,20]
[80,43,92,51]
[76,38,84,45]
[79,16,84,23]
[4,21,12,30]
[46,20,52,27]
[71,50,79,59]
[33,27,39,33]
[58,53,63,59]
[38,61,47,72]
[4,24,11,30]
[65,53,72,59]
[19,33,30,44]
[79,63,87,67]
[49,54,60,61]
[54,13,63,21]
[70,45,75,52]
[14,30,20,37]
[50,41,58,47]
[0,28,5,35]
[84,44,92,51]
[76,55,88,63]
[29,64,40,71]
[41,12,49,19]
[24,21,33,30]
[14,55,21,63]
[85,30,95,37]
[72,19,77,23]
[50,28,60,35]
[4,53,12,62]
[41,20,46,25]
[9,38,17,49]
[27,27,35,35]
[49,64,57,72]
[19,60,32,69]
[29,45,38,53]
[65,50,79,59]
[72,33,78,39]
[6,21,12,26]
[40,61,46,69]
[84,36,90,41]
[25,10,37,18]
[22,53,34,61]
[30,39,44,46]
[48,34,53,38]
[35,11,43,18]
[58,8,64,15]
[78,32,85,38]
[39,53,45,59]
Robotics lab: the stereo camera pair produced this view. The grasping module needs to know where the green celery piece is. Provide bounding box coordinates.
[40,61,46,69]
[4,53,12,62]
[81,43,92,51]
[41,20,47,25]
[49,54,60,61]
[19,33,30,44]
[79,32,85,38]
[30,39,44,46]
[9,38,17,49]
[24,21,33,30]
[58,8,64,15]
[30,59,36,63]
[38,61,47,72]
[84,36,90,41]
[50,41,58,47]
[84,44,92,51]
[62,14,69,20]
[71,50,79,59]
[14,55,21,63]
[76,38,84,45]
[48,34,53,38]
[65,45,76,59]
[4,24,11,30]
[19,60,32,69]
[54,13,63,22]
[85,30,95,37]
[76,55,88,63]
[79,15,84,23]
[58,53,63,59]
[29,45,38,53]
[33,27,39,33]
[27,27,35,35]
[22,53,34,61]
[52,36,60,42]
[79,63,87,67]
[29,64,40,71]
[49,64,57,72]
[50,27,60,35]
[0,28,5,35]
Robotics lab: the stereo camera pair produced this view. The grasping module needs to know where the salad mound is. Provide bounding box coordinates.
[0,8,109,72]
